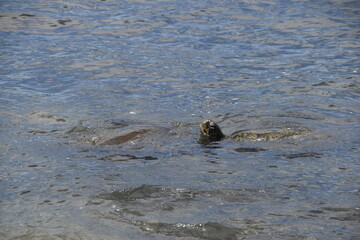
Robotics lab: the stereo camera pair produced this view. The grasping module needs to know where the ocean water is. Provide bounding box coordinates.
[0,0,359,239]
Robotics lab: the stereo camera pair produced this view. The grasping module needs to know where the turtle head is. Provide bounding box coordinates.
[199,120,225,142]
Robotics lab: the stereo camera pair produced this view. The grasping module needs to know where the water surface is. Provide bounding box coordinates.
[1,0,359,239]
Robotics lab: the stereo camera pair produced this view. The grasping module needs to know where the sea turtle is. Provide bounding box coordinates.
[93,125,168,146]
[67,119,310,146]
[199,120,311,144]
[66,120,172,147]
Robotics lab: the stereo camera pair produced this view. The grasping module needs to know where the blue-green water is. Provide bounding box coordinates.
[1,0,359,239]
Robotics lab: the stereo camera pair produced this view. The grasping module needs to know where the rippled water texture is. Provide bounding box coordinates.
[1,0,359,239]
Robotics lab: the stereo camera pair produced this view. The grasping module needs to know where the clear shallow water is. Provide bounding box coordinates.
[0,0,359,239]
